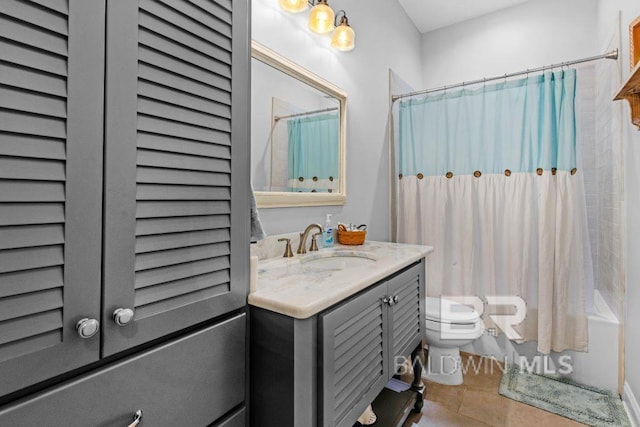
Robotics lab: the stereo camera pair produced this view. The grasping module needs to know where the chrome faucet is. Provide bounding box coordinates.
[296,223,323,254]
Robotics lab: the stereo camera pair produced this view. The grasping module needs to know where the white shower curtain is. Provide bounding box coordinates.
[396,70,589,353]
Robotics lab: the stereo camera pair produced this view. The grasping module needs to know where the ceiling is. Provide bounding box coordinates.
[397,0,531,33]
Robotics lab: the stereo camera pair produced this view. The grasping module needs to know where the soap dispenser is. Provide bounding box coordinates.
[323,214,334,248]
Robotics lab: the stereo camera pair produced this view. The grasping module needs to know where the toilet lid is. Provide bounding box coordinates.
[425,297,481,324]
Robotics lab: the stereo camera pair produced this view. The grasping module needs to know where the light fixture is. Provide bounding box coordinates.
[308,0,335,34]
[278,0,308,13]
[331,11,355,52]
[277,0,356,52]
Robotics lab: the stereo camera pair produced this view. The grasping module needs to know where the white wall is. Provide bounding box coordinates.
[252,0,423,239]
[420,0,598,88]
[596,0,640,412]
[591,24,625,323]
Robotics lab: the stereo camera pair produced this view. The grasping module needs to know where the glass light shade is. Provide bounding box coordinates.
[308,2,335,34]
[331,22,355,51]
[278,0,308,13]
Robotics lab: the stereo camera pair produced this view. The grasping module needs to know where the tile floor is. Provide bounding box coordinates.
[403,353,586,427]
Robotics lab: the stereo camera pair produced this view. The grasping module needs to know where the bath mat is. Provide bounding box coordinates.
[499,366,630,427]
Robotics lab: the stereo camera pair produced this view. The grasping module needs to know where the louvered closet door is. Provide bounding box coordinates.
[102,0,249,355]
[0,0,105,395]
[388,261,425,369]
[320,284,389,427]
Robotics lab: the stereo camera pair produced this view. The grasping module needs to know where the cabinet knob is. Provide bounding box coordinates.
[113,308,135,326]
[383,295,399,306]
[127,410,143,427]
[76,318,100,339]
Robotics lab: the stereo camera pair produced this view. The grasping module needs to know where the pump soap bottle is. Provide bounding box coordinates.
[323,214,334,248]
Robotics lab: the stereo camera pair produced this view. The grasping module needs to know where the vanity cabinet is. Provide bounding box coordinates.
[320,262,424,427]
[251,259,425,427]
[0,0,249,423]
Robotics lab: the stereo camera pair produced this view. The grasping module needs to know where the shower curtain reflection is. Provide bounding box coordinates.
[286,112,339,193]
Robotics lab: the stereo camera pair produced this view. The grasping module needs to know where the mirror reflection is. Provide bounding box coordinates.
[251,41,347,208]
[252,59,340,193]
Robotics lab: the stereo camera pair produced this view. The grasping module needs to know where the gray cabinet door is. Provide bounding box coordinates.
[102,0,250,356]
[388,260,425,369]
[320,283,389,427]
[0,0,105,396]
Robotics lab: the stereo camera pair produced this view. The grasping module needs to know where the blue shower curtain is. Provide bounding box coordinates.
[399,70,577,176]
[396,70,589,353]
[287,113,339,192]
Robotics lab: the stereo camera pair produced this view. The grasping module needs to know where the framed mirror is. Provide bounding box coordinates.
[251,40,347,208]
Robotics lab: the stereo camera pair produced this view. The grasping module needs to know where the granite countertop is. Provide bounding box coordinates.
[248,241,433,319]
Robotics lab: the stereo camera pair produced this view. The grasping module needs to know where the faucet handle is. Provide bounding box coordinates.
[277,238,295,258]
[310,232,322,252]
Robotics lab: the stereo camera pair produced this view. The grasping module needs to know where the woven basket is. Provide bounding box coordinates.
[337,229,367,245]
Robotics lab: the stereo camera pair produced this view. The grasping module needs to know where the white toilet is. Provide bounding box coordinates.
[424,297,484,385]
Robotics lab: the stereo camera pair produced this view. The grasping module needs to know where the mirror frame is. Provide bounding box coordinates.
[252,40,347,208]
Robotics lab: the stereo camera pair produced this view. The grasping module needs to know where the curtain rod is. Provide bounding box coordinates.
[391,49,619,103]
[274,107,339,122]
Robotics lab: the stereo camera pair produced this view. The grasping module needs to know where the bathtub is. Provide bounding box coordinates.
[460,290,621,392]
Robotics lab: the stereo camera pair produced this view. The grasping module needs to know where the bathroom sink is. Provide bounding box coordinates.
[299,250,378,272]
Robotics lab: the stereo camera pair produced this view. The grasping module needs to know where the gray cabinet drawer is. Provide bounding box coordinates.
[0,314,245,426]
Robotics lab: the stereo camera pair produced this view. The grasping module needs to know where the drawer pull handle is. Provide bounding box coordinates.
[128,410,143,427]
[76,318,100,339]
[393,295,399,304]
[113,308,135,326]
